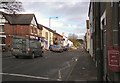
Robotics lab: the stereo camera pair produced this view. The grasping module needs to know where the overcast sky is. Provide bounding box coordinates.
[20,0,90,39]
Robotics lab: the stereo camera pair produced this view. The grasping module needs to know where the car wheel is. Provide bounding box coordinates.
[31,53,35,59]
[40,51,43,57]
[40,54,43,57]
[15,56,19,59]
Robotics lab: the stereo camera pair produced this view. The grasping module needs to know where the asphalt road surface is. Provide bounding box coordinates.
[2,49,81,81]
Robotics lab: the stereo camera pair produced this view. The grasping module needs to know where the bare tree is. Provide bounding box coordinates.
[0,0,24,14]
[68,33,80,47]
[68,33,78,40]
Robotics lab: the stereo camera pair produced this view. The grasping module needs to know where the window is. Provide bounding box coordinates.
[0,16,6,24]
[45,32,48,40]
[39,30,42,36]
[113,30,118,45]
[2,37,5,44]
[111,0,113,7]
[0,25,4,32]
[30,41,38,48]
[50,33,51,39]
[35,28,37,35]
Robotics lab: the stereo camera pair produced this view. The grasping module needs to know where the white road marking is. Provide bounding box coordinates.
[57,56,79,80]
[58,62,71,80]
[58,70,61,79]
[66,61,70,67]
[58,60,73,80]
[75,59,78,61]
[0,73,60,81]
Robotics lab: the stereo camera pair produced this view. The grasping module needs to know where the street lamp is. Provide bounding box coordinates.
[49,17,58,28]
[48,17,58,46]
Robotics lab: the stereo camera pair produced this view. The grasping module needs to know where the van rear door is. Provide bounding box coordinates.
[12,38,26,54]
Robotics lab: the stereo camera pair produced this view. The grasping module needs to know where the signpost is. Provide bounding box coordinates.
[108,46,120,72]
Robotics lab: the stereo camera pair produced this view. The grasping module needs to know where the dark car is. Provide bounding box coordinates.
[11,36,43,59]
[63,44,69,51]
[63,46,69,51]
[49,45,53,51]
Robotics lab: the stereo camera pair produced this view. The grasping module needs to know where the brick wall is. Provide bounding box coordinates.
[106,2,113,46]
[4,24,32,48]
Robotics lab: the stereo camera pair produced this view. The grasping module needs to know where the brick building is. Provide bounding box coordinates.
[1,13,42,50]
[88,1,120,82]
[53,31,63,45]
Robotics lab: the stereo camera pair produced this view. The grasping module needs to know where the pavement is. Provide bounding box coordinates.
[67,48,97,81]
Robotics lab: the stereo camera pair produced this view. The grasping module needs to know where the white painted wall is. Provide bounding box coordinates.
[42,27,54,50]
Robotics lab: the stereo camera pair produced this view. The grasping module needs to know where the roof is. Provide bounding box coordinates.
[0,11,5,14]
[38,24,63,37]
[3,13,36,25]
[88,2,91,17]
[55,32,63,38]
[38,24,56,33]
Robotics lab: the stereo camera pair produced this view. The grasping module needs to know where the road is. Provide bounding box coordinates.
[2,49,81,81]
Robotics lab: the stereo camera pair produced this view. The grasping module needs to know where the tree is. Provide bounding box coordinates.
[0,0,24,14]
[68,33,80,47]
[68,33,78,40]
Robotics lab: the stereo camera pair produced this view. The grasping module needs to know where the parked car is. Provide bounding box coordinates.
[49,45,53,51]
[63,45,69,51]
[11,36,43,59]
[52,45,63,52]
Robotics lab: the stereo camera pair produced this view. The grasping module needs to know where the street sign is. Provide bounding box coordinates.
[108,46,120,72]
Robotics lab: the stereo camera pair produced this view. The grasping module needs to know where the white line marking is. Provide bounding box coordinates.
[58,70,61,79]
[57,57,79,81]
[75,59,78,61]
[65,60,77,81]
[58,61,72,80]
[67,62,70,67]
[0,73,60,81]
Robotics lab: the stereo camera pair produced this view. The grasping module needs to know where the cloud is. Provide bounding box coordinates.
[20,0,90,2]
[21,1,89,39]
[22,2,89,17]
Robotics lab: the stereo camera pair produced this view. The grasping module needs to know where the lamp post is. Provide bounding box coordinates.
[48,17,58,46]
[49,17,58,28]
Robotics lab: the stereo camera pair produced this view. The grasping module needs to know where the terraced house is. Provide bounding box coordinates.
[39,24,54,50]
[39,24,63,50]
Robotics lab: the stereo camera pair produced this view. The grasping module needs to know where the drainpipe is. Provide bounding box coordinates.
[95,2,104,81]
[112,2,120,81]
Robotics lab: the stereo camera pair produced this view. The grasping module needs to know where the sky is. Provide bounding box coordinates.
[20,0,90,39]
